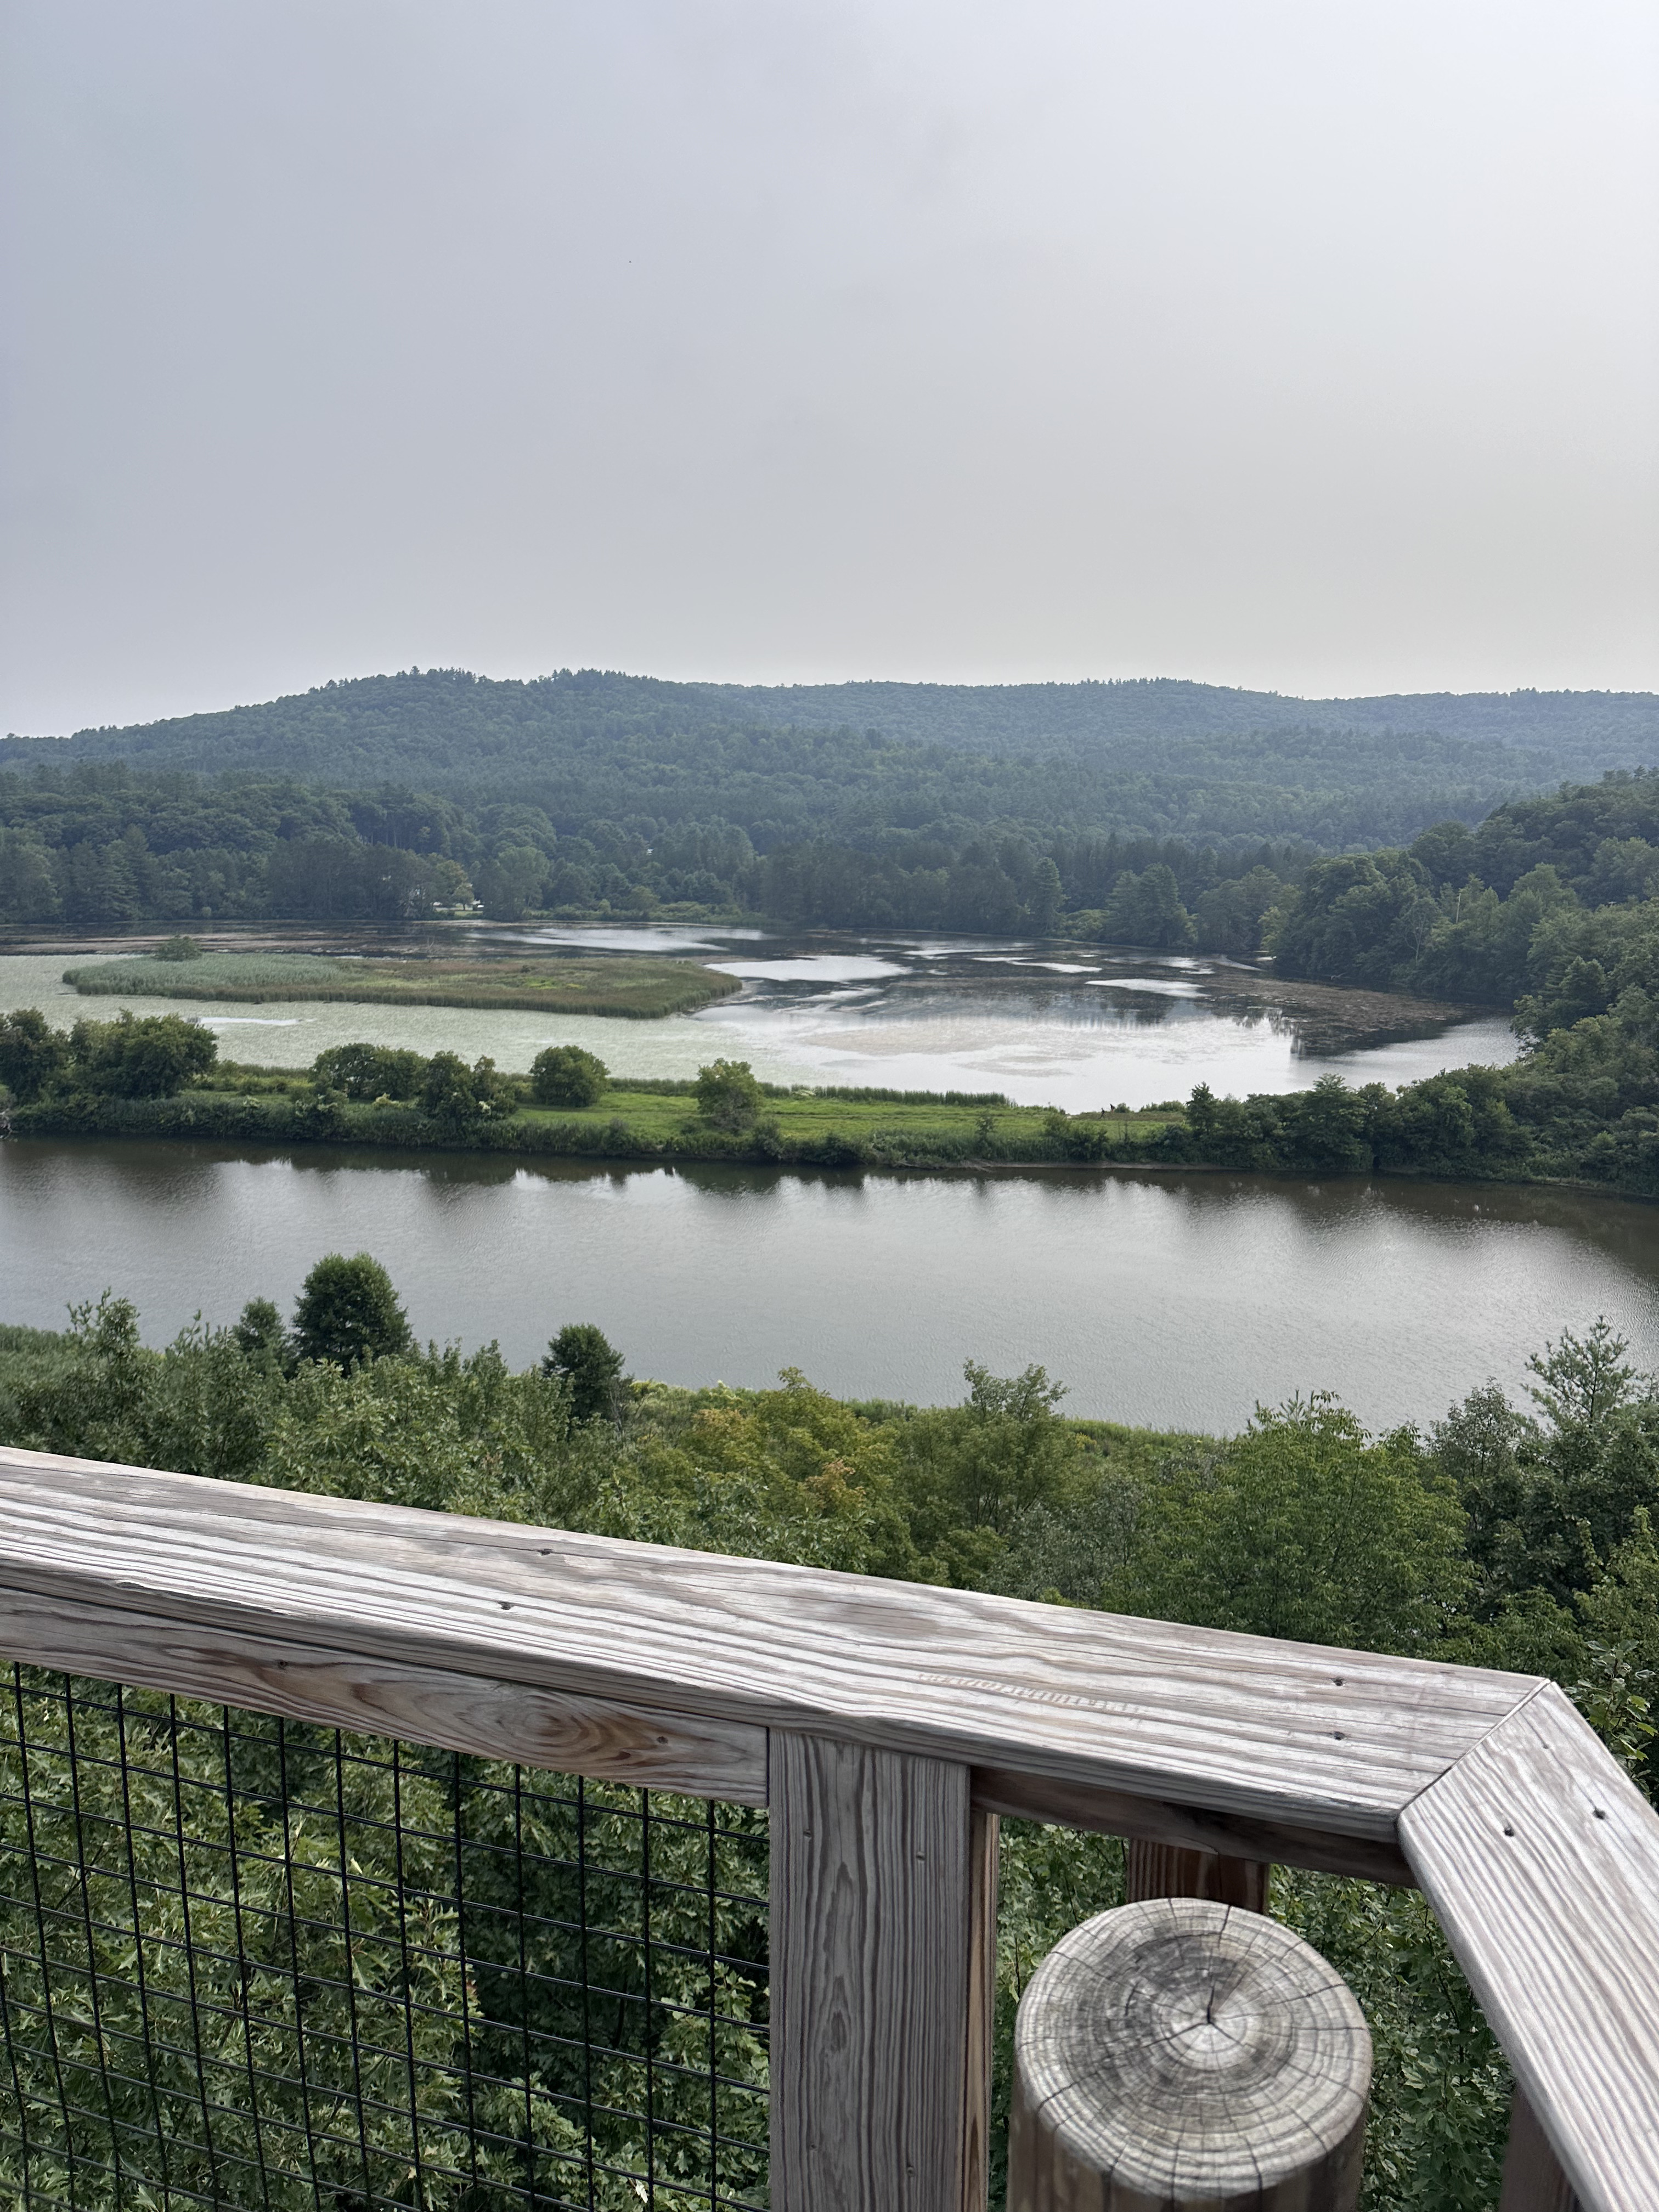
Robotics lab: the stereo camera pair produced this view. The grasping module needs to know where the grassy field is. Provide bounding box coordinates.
[60,950,741,1019]
[513,1088,1089,1148]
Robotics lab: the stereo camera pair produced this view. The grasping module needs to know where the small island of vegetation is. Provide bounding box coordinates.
[59,941,740,1019]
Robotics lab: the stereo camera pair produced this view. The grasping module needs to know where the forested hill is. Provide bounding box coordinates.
[692,676,1659,767]
[4,669,1655,852]
[8,670,1656,772]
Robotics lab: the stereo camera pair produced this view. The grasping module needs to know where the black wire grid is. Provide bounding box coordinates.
[0,1665,771,2210]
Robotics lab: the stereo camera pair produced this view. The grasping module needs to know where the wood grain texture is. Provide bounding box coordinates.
[972,1767,1414,1887]
[0,1581,769,1801]
[769,1734,974,2212]
[6,1452,1657,2210]
[1500,2091,1582,2212]
[1008,1899,1370,2211]
[0,1449,1537,1844]
[1124,1839,1269,1915]
[960,1807,1000,2212]
[1401,1683,1659,2212]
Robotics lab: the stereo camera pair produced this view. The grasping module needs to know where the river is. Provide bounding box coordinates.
[5,1139,1658,1434]
[7,925,1650,1433]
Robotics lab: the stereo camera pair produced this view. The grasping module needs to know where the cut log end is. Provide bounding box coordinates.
[1009,1898,1373,2212]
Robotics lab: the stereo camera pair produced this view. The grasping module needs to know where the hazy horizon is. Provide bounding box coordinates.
[4,2,1656,735]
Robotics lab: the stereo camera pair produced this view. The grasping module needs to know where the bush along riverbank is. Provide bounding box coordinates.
[2,1051,1182,1169]
[0,1065,1527,1180]
[3,1006,1658,1190]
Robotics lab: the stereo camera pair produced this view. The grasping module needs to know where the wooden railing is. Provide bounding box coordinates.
[2,1443,1657,2211]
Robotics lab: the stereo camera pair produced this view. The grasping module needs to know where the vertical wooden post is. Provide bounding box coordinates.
[769,1733,988,2212]
[958,1807,1000,2212]
[1125,1836,1269,1913]
[1008,1898,1372,2211]
[1499,2090,1582,2212]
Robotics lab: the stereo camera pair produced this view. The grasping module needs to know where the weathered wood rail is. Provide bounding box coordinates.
[1,1443,1655,2211]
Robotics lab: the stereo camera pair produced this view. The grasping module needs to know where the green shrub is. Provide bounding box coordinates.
[694,1058,763,1131]
[312,1041,425,1100]
[531,1043,608,1108]
[0,1008,71,1102]
[69,1010,217,1098]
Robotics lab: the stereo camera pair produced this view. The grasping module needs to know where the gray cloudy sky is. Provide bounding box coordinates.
[3,0,1656,734]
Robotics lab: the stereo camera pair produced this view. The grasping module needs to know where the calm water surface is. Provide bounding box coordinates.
[5,1138,1657,1434]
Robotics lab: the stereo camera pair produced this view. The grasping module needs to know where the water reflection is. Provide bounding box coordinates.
[5,1137,1655,1434]
[0,922,1519,1111]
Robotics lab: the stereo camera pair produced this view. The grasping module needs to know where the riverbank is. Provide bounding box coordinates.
[4,1068,1183,1169]
[3,1066,1608,1193]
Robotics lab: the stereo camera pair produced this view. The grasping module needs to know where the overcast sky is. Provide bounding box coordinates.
[3,1,1656,735]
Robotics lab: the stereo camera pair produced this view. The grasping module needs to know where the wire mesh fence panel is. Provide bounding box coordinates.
[0,1665,771,2210]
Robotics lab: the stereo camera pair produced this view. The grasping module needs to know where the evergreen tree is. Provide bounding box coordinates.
[291,1254,413,1370]
[542,1323,625,1424]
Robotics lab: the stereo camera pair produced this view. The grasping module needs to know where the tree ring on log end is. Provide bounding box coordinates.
[1011,1897,1372,2210]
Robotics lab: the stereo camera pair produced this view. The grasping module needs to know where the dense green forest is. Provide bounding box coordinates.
[0,756,1312,935]
[1,751,1650,945]
[1272,769,1659,996]
[1,668,1654,936]
[1199,768,1659,1190]
[0,667,1654,934]
[3,1275,1655,2211]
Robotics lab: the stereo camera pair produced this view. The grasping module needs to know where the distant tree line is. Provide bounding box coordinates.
[9,752,1659,1058]
[1141,768,1659,1186]
[757,832,1307,949]
[0,757,1315,944]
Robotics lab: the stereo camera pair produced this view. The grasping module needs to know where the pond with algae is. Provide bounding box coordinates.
[1,922,1519,1111]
